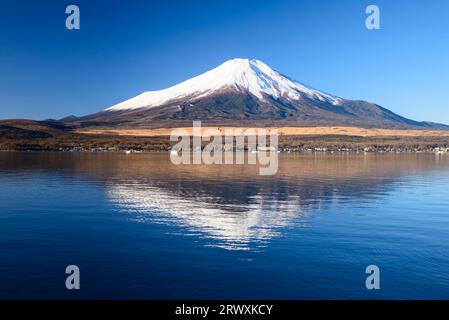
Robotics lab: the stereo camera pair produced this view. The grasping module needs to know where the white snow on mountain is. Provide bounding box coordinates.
[106,58,342,111]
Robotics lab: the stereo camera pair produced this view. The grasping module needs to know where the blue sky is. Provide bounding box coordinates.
[1,0,448,123]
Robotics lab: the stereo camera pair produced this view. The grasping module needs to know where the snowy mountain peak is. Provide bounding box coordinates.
[106,58,342,111]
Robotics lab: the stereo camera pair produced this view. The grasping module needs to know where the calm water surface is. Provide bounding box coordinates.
[0,152,448,299]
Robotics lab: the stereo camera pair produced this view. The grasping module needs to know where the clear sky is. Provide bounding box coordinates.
[1,0,448,123]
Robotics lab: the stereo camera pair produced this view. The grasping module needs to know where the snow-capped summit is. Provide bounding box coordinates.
[68,58,445,130]
[106,58,342,111]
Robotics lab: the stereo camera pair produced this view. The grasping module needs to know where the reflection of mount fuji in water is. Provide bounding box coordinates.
[80,153,449,250]
[5,153,448,250]
[102,154,425,250]
[108,183,304,250]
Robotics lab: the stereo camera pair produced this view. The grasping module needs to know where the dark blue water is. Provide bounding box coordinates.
[0,152,448,299]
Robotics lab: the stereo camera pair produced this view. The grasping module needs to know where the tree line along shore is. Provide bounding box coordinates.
[1,132,449,154]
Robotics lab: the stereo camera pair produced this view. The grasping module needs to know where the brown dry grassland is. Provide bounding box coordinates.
[77,126,449,138]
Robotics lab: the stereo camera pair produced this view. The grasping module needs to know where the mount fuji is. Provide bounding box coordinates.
[67,58,447,129]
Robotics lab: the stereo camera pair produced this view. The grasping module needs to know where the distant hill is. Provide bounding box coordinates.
[0,120,72,139]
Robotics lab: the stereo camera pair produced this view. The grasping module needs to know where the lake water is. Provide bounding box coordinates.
[0,152,448,299]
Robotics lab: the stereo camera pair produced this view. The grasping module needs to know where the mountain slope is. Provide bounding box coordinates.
[66,58,448,130]
[107,58,342,111]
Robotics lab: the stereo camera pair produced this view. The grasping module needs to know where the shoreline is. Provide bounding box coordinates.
[2,125,449,154]
[1,147,448,155]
